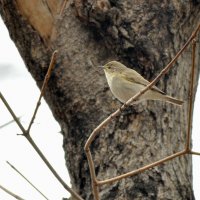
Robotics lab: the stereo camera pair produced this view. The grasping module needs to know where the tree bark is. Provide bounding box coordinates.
[0,1,200,199]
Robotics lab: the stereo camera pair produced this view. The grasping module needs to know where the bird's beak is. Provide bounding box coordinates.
[98,65,104,69]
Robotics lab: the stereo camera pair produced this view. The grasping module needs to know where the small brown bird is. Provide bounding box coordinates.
[103,61,183,106]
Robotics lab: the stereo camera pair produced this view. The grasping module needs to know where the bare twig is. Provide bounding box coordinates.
[0,183,25,200]
[0,92,26,134]
[185,39,197,151]
[84,23,200,200]
[6,161,49,200]
[98,150,186,185]
[0,50,83,200]
[0,91,83,200]
[85,23,200,150]
[190,151,200,156]
[85,149,99,200]
[0,117,21,129]
[26,50,58,134]
[26,136,84,200]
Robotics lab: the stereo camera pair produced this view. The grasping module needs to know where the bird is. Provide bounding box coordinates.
[102,61,183,106]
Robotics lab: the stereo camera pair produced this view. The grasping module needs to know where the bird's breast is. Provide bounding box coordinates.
[105,72,113,89]
[108,75,143,103]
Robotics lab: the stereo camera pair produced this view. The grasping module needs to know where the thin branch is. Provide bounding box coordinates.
[185,39,197,151]
[26,50,58,134]
[84,23,200,200]
[84,114,116,200]
[0,92,26,133]
[98,150,186,185]
[189,151,200,156]
[0,183,25,200]
[85,149,99,200]
[26,136,83,200]
[0,117,21,129]
[84,23,200,151]
[0,50,83,200]
[0,91,83,200]
[6,161,49,200]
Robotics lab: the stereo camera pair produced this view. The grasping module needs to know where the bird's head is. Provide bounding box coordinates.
[103,61,126,75]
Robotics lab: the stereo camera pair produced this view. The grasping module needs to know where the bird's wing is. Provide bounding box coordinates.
[122,68,165,94]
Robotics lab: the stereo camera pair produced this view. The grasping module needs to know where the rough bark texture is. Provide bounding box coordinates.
[0,1,200,199]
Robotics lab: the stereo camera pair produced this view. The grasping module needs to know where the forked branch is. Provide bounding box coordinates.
[84,23,200,200]
[26,50,58,134]
[0,50,83,200]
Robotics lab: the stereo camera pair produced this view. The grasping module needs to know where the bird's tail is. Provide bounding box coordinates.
[165,95,184,106]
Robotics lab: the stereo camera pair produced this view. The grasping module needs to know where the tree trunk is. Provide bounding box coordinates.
[0,1,199,199]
